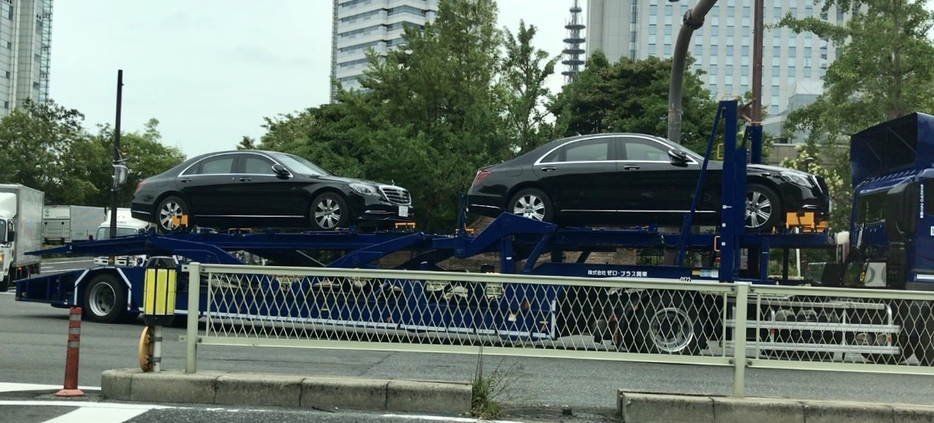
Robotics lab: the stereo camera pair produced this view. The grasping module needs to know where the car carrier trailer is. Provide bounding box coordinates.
[13,99,925,363]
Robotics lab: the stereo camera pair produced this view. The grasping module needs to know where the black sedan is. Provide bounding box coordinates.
[467,133,830,231]
[131,150,414,232]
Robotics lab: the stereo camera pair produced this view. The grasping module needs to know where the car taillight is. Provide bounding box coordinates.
[472,168,492,186]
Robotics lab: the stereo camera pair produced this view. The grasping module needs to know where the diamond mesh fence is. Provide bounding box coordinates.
[746,286,934,367]
[187,263,934,370]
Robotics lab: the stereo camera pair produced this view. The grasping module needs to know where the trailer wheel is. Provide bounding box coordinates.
[83,274,127,324]
[631,293,700,354]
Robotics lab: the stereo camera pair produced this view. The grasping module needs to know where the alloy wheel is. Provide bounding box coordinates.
[159,201,185,230]
[512,194,546,221]
[314,198,343,229]
[746,190,773,229]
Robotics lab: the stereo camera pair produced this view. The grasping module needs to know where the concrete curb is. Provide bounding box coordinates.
[618,390,934,423]
[102,369,472,415]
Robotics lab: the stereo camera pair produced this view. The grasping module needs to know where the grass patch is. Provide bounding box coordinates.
[470,346,522,419]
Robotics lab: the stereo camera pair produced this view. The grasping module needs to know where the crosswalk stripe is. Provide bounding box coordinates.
[0,382,101,393]
[42,406,151,423]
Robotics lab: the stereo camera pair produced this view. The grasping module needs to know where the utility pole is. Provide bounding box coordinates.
[109,70,125,239]
[749,0,764,163]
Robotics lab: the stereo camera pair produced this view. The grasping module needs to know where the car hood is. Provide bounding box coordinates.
[311,174,399,188]
[747,163,807,176]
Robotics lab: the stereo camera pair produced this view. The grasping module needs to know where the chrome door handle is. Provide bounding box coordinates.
[239,178,252,182]
[180,179,192,183]
[539,167,556,172]
[623,165,640,170]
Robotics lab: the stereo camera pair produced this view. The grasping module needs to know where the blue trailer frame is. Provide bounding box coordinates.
[15,100,838,354]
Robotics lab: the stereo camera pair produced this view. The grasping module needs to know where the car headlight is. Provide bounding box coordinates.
[350,183,380,197]
[781,172,814,188]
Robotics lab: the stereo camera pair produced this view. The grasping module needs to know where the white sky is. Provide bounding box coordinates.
[49,1,574,158]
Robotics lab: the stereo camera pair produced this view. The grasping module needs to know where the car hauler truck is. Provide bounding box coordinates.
[0,184,43,292]
[10,100,929,364]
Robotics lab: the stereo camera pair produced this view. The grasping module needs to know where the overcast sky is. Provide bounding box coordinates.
[49,1,574,159]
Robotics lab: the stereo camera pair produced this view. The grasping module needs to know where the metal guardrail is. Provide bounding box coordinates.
[182,262,934,397]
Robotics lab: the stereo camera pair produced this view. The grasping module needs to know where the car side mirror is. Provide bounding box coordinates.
[668,149,689,166]
[272,164,291,179]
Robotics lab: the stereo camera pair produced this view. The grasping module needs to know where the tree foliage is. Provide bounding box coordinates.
[550,52,718,155]
[0,102,186,207]
[777,0,934,230]
[256,0,560,232]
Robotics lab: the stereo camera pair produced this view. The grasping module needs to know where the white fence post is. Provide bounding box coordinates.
[732,282,749,398]
[185,262,201,374]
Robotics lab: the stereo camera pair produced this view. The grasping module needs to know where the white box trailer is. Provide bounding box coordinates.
[42,205,107,244]
[0,184,44,291]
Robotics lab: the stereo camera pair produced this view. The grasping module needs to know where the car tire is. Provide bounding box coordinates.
[156,195,190,232]
[508,188,553,222]
[746,183,781,231]
[310,192,350,230]
[83,274,127,324]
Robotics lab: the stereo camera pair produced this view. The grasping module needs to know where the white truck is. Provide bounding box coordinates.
[0,184,44,292]
[92,208,152,267]
[42,205,106,244]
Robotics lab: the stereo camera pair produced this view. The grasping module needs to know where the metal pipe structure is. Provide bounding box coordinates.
[667,0,718,144]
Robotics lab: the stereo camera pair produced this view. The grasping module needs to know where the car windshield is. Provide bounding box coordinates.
[0,219,6,242]
[273,153,331,176]
[96,226,145,240]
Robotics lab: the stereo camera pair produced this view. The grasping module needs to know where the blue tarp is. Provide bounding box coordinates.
[850,112,934,187]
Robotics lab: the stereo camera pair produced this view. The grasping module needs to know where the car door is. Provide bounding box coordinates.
[178,154,238,217]
[532,135,620,216]
[232,154,306,218]
[616,136,716,220]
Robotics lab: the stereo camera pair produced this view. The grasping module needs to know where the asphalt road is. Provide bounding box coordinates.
[4,258,934,421]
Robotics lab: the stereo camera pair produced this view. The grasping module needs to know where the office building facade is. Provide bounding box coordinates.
[587,0,848,131]
[0,0,52,114]
[330,0,439,102]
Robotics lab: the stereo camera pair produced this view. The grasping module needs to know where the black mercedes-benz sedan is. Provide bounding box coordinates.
[131,150,414,232]
[467,133,830,231]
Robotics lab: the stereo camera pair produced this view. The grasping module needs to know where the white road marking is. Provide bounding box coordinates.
[0,382,101,393]
[380,415,525,423]
[42,406,152,423]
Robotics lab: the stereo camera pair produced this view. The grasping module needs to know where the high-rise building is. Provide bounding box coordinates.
[330,0,439,103]
[0,0,52,115]
[587,0,849,125]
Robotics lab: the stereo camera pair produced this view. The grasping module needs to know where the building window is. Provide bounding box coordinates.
[3,100,8,109]
[4,70,8,78]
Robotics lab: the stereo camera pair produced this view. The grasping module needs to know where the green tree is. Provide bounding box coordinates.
[776,0,934,230]
[333,0,511,231]
[551,53,717,155]
[237,136,257,150]
[0,99,90,204]
[501,21,559,155]
[86,121,186,206]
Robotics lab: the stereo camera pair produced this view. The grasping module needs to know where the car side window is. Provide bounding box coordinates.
[184,156,235,175]
[242,156,276,175]
[622,139,670,161]
[542,138,612,163]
